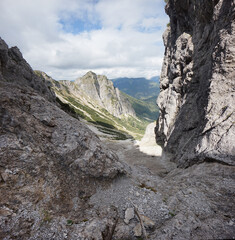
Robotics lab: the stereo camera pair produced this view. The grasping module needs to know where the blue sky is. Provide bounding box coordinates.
[0,0,168,80]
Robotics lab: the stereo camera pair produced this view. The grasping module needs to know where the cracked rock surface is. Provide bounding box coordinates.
[0,37,126,239]
[155,0,235,167]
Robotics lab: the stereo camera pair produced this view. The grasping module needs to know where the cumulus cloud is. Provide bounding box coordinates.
[0,0,168,80]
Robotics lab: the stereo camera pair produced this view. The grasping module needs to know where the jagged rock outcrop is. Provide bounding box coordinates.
[156,0,235,167]
[0,37,126,239]
[0,38,55,102]
[75,71,136,117]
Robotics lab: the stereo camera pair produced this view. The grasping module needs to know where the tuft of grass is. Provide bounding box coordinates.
[67,219,74,226]
[138,183,157,193]
[42,210,52,223]
[169,211,176,217]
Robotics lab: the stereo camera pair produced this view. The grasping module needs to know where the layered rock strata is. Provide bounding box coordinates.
[156,0,235,167]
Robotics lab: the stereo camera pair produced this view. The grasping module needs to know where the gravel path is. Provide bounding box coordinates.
[105,139,175,176]
[86,121,176,176]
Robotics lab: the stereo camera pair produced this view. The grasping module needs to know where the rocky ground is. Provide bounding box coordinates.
[85,124,235,239]
[1,79,233,239]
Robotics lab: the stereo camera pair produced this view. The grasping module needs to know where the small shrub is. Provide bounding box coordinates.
[163,197,168,203]
[67,219,73,226]
[42,210,52,223]
[138,183,157,193]
[169,211,176,217]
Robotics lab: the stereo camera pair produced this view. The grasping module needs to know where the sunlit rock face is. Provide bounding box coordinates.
[156,0,235,167]
[75,71,136,118]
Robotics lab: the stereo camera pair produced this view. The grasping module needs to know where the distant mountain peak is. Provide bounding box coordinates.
[54,71,136,118]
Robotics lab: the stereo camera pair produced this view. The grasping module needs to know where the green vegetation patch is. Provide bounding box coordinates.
[169,211,176,217]
[55,90,149,140]
[138,183,157,193]
[122,92,159,121]
[66,219,74,226]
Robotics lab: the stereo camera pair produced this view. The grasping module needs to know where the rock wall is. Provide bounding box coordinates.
[0,37,126,239]
[156,0,235,167]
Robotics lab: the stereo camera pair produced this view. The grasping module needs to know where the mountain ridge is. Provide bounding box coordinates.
[75,71,136,118]
[36,70,150,139]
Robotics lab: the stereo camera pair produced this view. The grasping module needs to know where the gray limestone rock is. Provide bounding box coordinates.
[0,37,126,239]
[155,0,235,167]
[40,70,136,119]
[124,208,134,224]
[0,37,55,102]
[151,162,235,239]
[133,223,142,237]
[75,71,136,118]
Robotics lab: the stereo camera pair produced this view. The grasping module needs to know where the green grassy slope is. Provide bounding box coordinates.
[121,92,159,121]
[54,88,149,140]
[36,70,155,140]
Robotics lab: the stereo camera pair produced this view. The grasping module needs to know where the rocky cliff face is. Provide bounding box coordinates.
[156,0,235,167]
[75,71,136,118]
[0,37,126,239]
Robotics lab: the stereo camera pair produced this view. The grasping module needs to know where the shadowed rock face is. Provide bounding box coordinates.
[0,37,126,238]
[156,0,235,167]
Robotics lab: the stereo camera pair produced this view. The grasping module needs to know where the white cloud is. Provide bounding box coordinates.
[0,0,168,80]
